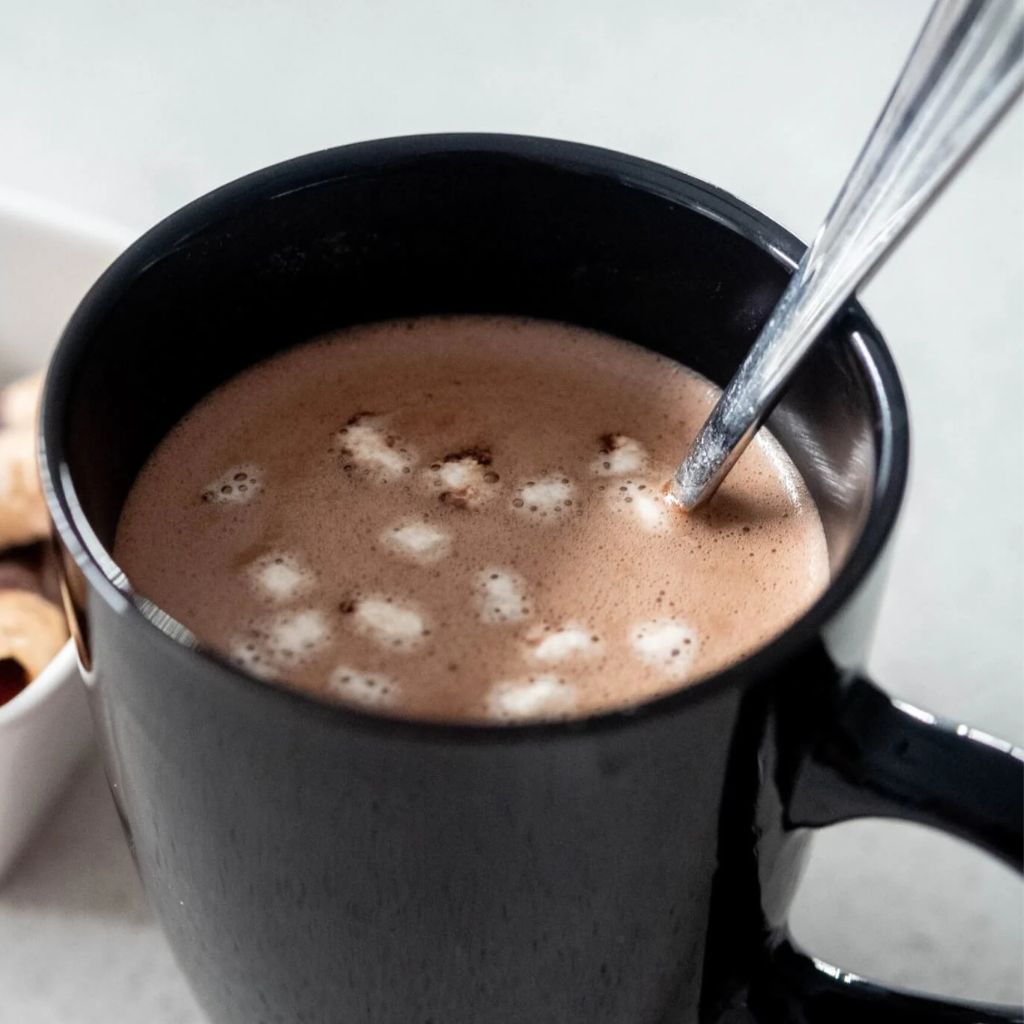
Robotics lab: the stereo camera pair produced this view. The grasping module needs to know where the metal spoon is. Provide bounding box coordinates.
[672,0,1024,511]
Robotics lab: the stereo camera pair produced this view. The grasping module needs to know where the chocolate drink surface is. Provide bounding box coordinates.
[114,316,828,722]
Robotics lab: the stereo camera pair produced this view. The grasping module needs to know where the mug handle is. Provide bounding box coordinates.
[751,673,1024,1023]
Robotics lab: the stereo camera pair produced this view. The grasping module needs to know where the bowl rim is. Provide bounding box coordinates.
[0,186,135,253]
[0,641,79,726]
[0,189,132,727]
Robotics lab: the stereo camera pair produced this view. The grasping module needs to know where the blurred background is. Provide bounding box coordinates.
[1,1,1021,1020]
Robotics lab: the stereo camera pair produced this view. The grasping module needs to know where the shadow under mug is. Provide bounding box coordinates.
[40,135,1023,1024]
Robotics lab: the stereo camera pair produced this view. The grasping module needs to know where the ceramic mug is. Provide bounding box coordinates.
[40,136,1023,1023]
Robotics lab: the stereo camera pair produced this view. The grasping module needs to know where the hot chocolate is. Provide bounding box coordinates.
[113,316,829,722]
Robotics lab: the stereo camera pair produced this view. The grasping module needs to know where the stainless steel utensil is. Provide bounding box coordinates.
[673,0,1024,510]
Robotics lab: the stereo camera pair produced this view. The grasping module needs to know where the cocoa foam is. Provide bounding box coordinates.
[114,315,830,723]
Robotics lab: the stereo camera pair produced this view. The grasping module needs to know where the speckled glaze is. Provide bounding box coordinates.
[40,137,1023,1024]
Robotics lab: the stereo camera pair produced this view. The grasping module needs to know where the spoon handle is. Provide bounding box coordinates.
[674,0,1024,510]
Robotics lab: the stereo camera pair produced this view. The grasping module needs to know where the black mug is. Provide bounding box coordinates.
[41,136,1023,1024]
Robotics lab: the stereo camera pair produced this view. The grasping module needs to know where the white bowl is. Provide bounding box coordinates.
[0,189,133,881]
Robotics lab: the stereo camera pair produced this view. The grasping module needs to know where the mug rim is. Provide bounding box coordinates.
[39,132,910,737]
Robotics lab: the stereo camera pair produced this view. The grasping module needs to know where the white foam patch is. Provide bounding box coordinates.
[202,464,262,505]
[591,435,648,476]
[513,475,575,520]
[630,619,699,676]
[475,568,530,623]
[423,456,499,509]
[434,460,479,489]
[327,665,398,708]
[526,624,602,663]
[247,551,314,602]
[230,607,331,677]
[607,480,672,534]
[266,608,331,663]
[229,639,277,679]
[487,676,577,722]
[352,596,427,649]
[382,520,451,563]
[335,415,416,479]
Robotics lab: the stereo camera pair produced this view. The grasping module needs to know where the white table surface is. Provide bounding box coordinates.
[1,1,1021,1020]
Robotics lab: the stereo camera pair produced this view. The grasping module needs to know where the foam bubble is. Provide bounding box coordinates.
[525,623,602,663]
[423,450,499,509]
[334,414,416,480]
[607,480,671,534]
[327,665,398,708]
[381,520,451,563]
[201,464,262,505]
[230,607,331,677]
[474,568,530,623]
[247,551,314,602]
[591,434,648,476]
[487,675,577,721]
[630,619,699,675]
[512,475,575,520]
[350,596,427,649]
